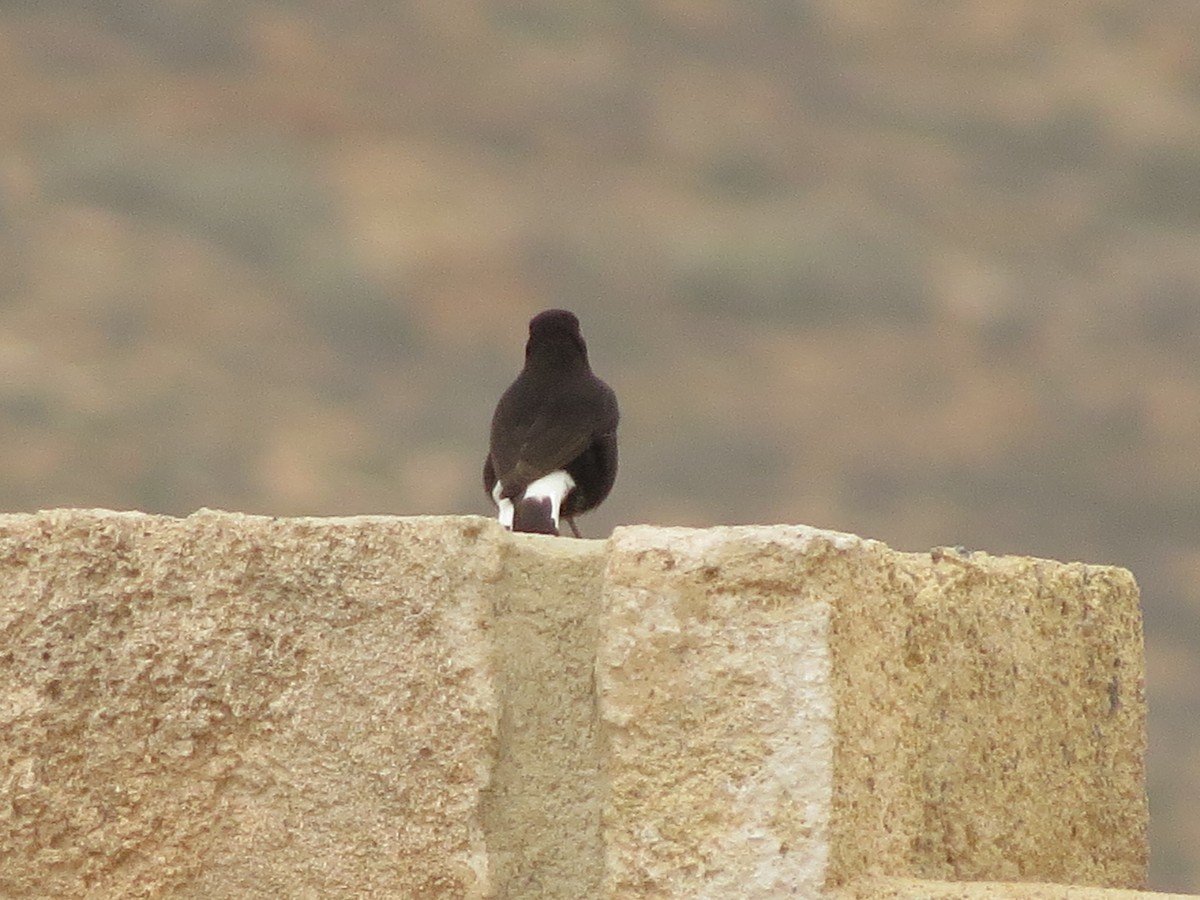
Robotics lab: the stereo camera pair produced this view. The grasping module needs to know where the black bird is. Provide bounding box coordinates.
[484,309,619,536]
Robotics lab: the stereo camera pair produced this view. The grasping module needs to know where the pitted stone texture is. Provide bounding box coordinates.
[0,510,500,899]
[482,533,608,898]
[830,545,1147,888]
[598,524,839,899]
[0,513,1151,899]
[596,525,1148,897]
[836,877,1191,900]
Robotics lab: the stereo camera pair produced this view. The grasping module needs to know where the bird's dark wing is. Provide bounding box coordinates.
[509,420,595,484]
[482,454,497,495]
[495,381,617,498]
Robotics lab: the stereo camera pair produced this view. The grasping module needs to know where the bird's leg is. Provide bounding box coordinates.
[566,517,582,538]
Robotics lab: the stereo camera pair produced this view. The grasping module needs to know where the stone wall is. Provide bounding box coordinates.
[0,510,1170,898]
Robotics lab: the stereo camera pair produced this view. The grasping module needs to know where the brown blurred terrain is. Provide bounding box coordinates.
[0,1,1196,889]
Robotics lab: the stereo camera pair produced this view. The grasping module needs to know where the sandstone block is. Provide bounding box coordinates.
[835,877,1193,900]
[481,532,608,898]
[599,525,835,898]
[0,512,1152,898]
[596,525,1147,896]
[829,542,1146,887]
[0,510,499,898]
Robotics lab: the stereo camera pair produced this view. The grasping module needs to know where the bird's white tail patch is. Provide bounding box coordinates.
[494,470,575,531]
[493,481,515,528]
[524,470,575,529]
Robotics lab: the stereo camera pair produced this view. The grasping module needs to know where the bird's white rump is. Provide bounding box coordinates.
[492,470,576,531]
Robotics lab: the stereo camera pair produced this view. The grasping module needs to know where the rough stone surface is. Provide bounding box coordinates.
[829,543,1148,888]
[836,877,1192,900]
[0,510,500,899]
[598,525,836,899]
[594,525,1148,896]
[0,511,1155,898]
[481,532,607,898]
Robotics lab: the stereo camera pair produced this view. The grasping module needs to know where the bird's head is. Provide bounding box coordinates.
[526,309,588,365]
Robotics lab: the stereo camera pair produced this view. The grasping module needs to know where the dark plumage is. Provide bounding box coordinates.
[484,309,619,536]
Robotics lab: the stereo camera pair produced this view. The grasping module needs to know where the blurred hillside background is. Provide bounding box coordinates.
[0,0,1196,888]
